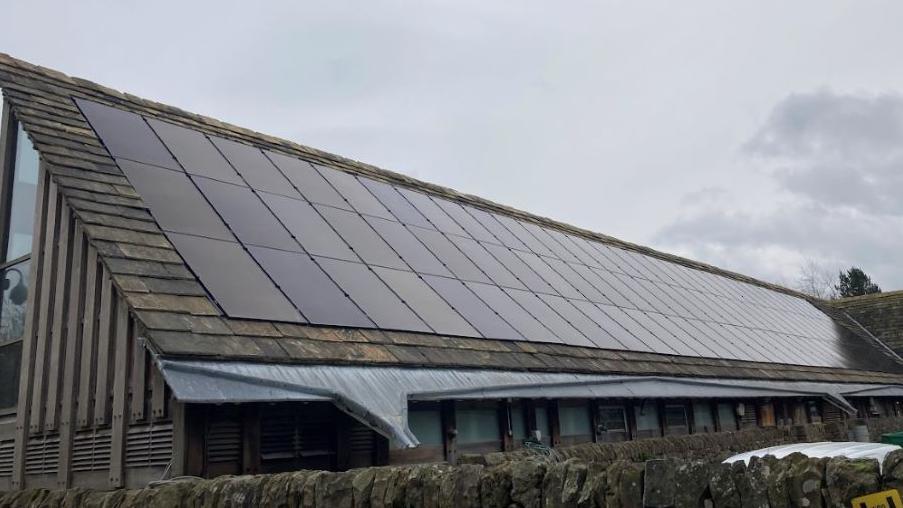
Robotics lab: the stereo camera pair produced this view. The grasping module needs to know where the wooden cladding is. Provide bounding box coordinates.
[11,171,170,489]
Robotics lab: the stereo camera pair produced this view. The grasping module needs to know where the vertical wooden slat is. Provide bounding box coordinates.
[29,181,60,433]
[92,270,114,426]
[499,401,513,451]
[56,225,86,488]
[170,399,186,478]
[150,364,166,420]
[76,247,99,427]
[44,203,72,431]
[11,166,48,489]
[109,299,131,488]
[130,336,147,423]
[589,400,600,442]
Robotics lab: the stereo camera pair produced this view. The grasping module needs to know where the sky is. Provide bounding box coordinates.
[2,1,902,290]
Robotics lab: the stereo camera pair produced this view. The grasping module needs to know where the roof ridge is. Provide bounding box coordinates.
[827,289,903,305]
[0,52,813,300]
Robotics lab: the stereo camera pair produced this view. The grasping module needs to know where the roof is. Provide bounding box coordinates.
[0,53,901,385]
[828,291,903,356]
[159,359,879,447]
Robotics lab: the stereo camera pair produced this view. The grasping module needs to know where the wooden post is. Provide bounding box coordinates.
[549,400,561,447]
[45,204,73,432]
[56,226,86,488]
[441,400,457,464]
[499,401,513,451]
[334,407,350,471]
[241,404,261,474]
[76,248,100,428]
[93,271,114,426]
[625,400,638,440]
[109,299,132,488]
[29,181,60,434]
[589,400,600,442]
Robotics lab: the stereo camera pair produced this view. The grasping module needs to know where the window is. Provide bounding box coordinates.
[634,401,660,439]
[456,402,501,454]
[663,404,689,436]
[408,405,443,447]
[692,401,715,433]
[558,401,592,445]
[534,403,551,446]
[0,102,38,414]
[596,405,628,442]
[717,402,738,431]
[510,403,527,445]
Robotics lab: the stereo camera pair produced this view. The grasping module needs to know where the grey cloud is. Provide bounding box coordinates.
[657,89,903,289]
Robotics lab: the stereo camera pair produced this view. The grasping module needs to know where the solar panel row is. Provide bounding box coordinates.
[77,98,882,369]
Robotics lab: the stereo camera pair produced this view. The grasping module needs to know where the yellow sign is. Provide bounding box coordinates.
[852,490,903,508]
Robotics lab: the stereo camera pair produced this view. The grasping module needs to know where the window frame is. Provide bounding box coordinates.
[0,99,36,416]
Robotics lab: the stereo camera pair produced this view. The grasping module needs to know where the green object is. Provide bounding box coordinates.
[880,432,903,446]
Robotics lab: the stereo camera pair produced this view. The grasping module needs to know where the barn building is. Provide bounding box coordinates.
[0,54,902,490]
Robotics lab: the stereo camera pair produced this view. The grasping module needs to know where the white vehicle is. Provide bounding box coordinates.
[723,442,901,471]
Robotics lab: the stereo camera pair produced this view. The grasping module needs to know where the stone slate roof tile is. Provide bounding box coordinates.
[0,52,900,385]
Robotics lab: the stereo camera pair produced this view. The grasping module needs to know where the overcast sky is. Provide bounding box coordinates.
[3,1,902,290]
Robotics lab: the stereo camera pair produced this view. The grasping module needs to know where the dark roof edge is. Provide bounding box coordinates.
[0,52,813,301]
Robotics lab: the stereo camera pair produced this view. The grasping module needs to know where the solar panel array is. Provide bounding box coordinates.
[77,99,890,370]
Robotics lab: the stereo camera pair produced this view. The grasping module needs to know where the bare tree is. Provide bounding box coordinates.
[794,258,838,299]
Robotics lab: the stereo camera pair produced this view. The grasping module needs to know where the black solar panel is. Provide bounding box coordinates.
[81,99,891,370]
[147,119,245,185]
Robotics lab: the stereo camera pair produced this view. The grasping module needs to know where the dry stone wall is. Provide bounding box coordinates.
[2,452,903,508]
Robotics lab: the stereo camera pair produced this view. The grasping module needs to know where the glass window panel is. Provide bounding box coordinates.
[456,406,501,445]
[422,275,522,340]
[433,200,496,243]
[559,403,591,437]
[315,257,430,332]
[373,267,479,337]
[510,404,527,442]
[167,233,301,322]
[535,405,551,445]
[249,246,373,328]
[717,403,737,431]
[397,188,468,237]
[364,217,451,276]
[408,406,443,446]
[504,288,589,346]
[465,208,529,250]
[0,259,30,344]
[316,205,407,269]
[313,165,393,219]
[410,228,491,283]
[264,151,347,209]
[77,99,179,170]
[664,404,689,435]
[481,242,554,294]
[513,251,582,299]
[210,137,296,197]
[598,405,627,431]
[147,119,244,185]
[0,341,22,409]
[539,295,623,350]
[6,124,39,260]
[117,159,233,241]
[465,282,554,343]
[494,215,554,257]
[693,402,715,433]
[634,402,660,439]
[260,193,357,261]
[358,179,432,228]
[446,236,525,290]
[194,177,299,251]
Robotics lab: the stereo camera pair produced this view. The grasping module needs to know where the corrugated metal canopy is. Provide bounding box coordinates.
[156,358,888,448]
